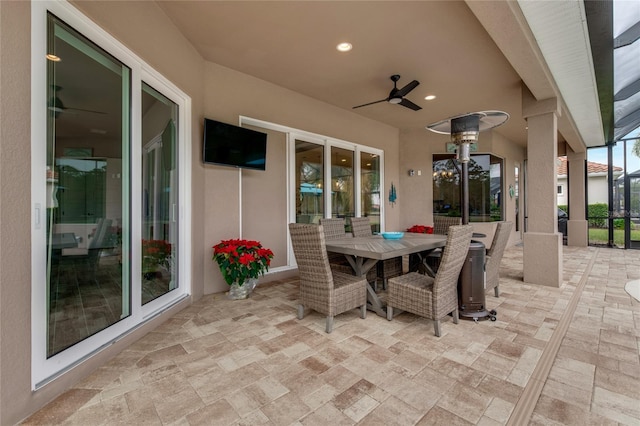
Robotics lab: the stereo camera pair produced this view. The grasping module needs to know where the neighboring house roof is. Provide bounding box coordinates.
[557,156,623,176]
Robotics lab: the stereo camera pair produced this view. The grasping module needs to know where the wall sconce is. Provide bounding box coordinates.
[408,169,415,176]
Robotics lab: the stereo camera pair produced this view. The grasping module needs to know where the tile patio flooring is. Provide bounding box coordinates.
[24,245,640,425]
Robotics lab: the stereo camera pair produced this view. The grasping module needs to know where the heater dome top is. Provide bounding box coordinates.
[426,110,509,135]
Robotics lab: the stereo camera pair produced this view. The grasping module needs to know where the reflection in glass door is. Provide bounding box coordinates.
[360,152,381,232]
[141,83,178,303]
[295,140,324,224]
[331,147,354,221]
[46,13,130,357]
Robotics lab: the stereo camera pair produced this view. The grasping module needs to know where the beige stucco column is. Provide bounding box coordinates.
[522,90,562,287]
[567,150,588,246]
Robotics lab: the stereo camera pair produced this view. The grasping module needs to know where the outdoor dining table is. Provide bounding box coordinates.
[325,233,447,317]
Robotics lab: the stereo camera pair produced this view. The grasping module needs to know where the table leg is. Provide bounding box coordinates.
[343,255,388,317]
[411,250,438,277]
[366,283,387,317]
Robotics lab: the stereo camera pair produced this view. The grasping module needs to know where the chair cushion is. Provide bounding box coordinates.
[387,272,436,318]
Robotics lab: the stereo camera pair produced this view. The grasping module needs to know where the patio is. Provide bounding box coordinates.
[23,245,640,425]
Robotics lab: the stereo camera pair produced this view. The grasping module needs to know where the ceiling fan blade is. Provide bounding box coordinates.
[399,98,422,111]
[352,98,387,109]
[395,80,420,97]
[64,106,107,115]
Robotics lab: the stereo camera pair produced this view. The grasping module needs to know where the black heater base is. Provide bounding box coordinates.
[459,306,496,322]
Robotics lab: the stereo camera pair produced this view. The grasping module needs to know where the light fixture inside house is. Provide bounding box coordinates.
[336,42,352,52]
[425,95,436,101]
[388,97,402,104]
[46,54,61,62]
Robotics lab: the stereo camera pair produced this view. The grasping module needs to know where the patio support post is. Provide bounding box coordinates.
[567,150,588,246]
[522,90,562,287]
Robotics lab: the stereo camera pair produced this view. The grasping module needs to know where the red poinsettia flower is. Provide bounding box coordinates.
[212,238,275,286]
[407,225,434,234]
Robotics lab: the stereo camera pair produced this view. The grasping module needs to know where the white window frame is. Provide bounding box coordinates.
[238,117,385,268]
[31,0,191,389]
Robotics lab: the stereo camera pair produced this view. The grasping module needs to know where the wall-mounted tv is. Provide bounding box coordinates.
[203,118,267,171]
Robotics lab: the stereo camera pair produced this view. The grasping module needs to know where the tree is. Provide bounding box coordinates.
[633,138,640,158]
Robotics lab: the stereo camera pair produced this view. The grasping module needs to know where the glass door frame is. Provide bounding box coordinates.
[31,0,192,389]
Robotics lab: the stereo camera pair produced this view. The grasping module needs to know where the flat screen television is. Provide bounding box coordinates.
[203,118,267,170]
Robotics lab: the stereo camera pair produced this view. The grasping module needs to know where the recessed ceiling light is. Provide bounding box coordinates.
[46,54,61,62]
[336,42,352,52]
[425,95,436,101]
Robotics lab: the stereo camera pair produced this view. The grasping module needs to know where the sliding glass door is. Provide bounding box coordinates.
[46,13,130,357]
[141,83,178,303]
[33,2,190,387]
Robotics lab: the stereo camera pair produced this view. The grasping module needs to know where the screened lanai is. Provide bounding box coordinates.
[584,0,640,249]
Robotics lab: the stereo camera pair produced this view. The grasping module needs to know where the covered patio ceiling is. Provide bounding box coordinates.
[151,1,608,151]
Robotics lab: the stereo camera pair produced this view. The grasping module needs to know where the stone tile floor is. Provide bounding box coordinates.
[24,245,640,425]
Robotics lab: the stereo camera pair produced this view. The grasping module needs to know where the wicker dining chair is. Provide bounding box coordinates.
[433,216,462,235]
[387,224,473,337]
[485,221,513,297]
[288,223,367,333]
[349,217,403,290]
[419,215,463,273]
[320,217,377,283]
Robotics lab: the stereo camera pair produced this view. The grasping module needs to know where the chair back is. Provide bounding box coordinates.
[88,218,113,250]
[485,221,513,288]
[288,223,334,288]
[433,216,462,235]
[349,217,373,237]
[433,224,473,296]
[319,218,347,240]
[487,222,513,259]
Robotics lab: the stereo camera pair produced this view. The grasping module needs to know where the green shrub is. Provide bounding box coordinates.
[613,219,625,229]
[587,203,608,228]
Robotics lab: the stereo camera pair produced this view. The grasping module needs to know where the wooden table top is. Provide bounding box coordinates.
[325,233,446,260]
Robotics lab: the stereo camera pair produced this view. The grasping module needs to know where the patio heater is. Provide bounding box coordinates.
[427,111,509,224]
[427,111,509,321]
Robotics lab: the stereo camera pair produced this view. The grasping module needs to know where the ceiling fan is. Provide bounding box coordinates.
[48,85,106,118]
[352,74,422,111]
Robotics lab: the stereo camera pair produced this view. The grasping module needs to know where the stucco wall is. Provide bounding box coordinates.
[202,61,400,294]
[0,1,34,423]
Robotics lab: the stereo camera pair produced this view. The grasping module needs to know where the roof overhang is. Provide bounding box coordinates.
[585,0,640,144]
[517,0,605,149]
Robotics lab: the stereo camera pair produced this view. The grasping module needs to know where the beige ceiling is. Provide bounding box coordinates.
[157,1,530,146]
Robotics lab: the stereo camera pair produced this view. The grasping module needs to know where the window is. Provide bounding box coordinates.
[290,133,383,228]
[432,153,504,221]
[295,140,324,224]
[361,152,381,233]
[557,185,564,195]
[330,147,355,220]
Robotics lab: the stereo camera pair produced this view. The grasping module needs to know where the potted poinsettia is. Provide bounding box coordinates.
[212,239,274,299]
[407,224,434,234]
